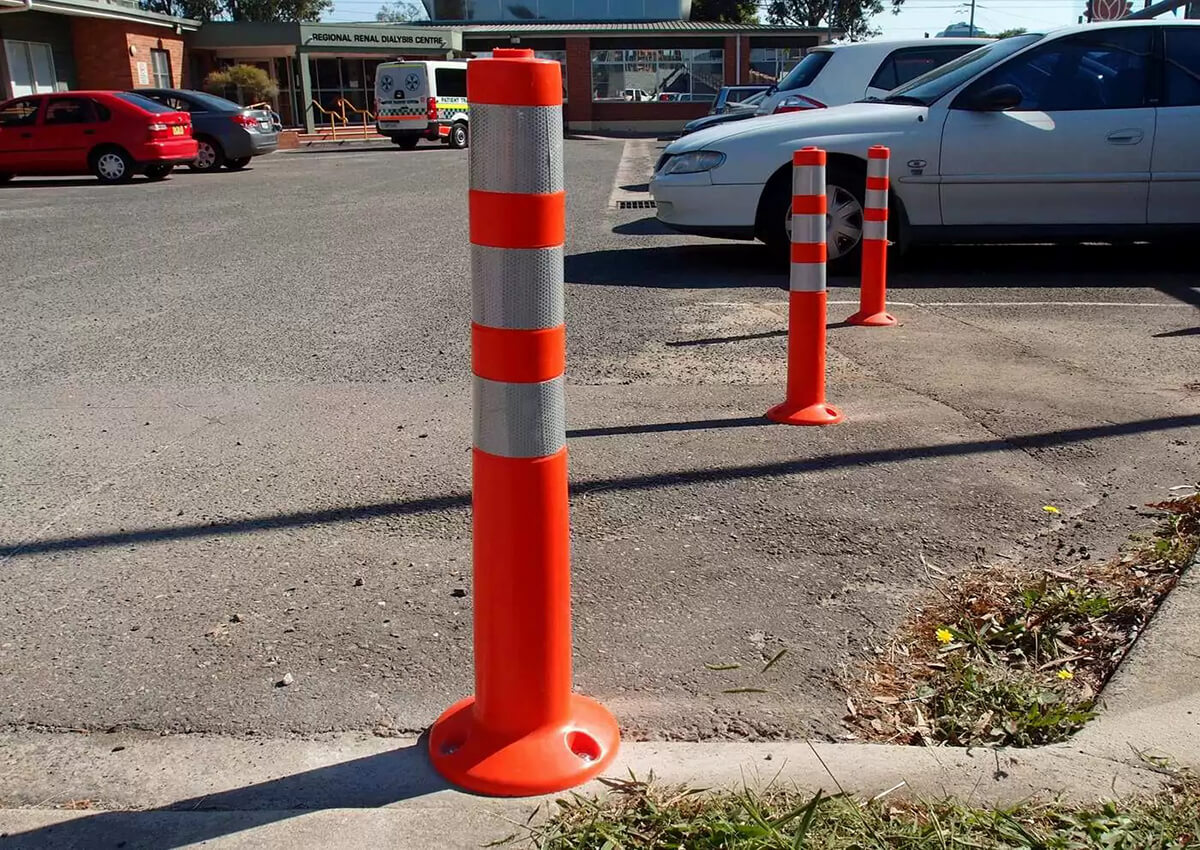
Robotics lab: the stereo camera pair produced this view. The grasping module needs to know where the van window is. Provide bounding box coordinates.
[776,51,832,91]
[435,67,467,98]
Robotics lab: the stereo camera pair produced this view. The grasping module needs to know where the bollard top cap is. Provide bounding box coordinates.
[868,145,891,158]
[469,50,563,107]
[793,148,826,166]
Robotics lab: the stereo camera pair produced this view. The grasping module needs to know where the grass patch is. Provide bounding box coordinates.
[519,775,1200,849]
[847,493,1199,748]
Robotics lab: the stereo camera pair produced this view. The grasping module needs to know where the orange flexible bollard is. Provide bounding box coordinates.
[428,48,620,798]
[766,147,843,427]
[848,145,897,327]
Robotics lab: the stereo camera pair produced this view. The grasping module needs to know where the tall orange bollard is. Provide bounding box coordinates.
[766,147,843,427]
[428,49,620,798]
[848,145,897,327]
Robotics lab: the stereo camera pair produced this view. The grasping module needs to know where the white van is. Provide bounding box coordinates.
[375,60,469,149]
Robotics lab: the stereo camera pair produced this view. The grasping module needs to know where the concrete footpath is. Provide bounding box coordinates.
[0,558,1195,850]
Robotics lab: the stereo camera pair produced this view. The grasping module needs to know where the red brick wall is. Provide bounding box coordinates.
[71,19,184,91]
[564,37,592,125]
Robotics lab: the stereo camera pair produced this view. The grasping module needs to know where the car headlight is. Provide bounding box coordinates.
[661,150,725,175]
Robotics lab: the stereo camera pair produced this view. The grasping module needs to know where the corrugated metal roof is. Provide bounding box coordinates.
[447,20,829,34]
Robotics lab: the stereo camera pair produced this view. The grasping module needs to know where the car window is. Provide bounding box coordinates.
[962,28,1151,111]
[44,98,95,125]
[179,91,242,112]
[114,92,176,114]
[435,67,466,98]
[0,98,40,126]
[1163,27,1200,107]
[90,99,111,121]
[776,50,832,91]
[886,34,1042,105]
[870,47,973,91]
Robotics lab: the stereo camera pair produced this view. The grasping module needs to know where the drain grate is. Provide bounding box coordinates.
[617,200,657,210]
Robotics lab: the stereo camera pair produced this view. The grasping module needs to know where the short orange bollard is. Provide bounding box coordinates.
[428,48,620,798]
[766,147,844,427]
[848,145,897,327]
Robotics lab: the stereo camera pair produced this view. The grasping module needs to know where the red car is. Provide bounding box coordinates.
[0,91,197,184]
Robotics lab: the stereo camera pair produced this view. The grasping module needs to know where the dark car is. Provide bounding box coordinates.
[679,91,767,137]
[0,91,196,184]
[133,89,277,172]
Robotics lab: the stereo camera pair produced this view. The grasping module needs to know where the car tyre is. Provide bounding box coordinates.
[758,161,866,276]
[448,122,468,149]
[190,137,225,172]
[394,137,419,149]
[91,147,134,184]
[145,164,174,181]
[226,157,251,170]
[0,172,13,183]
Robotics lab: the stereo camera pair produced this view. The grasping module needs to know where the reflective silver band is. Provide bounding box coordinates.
[867,157,889,179]
[473,375,566,459]
[791,162,822,197]
[863,220,888,241]
[865,188,888,211]
[790,213,824,245]
[469,104,565,195]
[471,245,565,329]
[790,261,825,293]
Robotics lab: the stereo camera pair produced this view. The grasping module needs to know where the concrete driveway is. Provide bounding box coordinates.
[0,141,1196,741]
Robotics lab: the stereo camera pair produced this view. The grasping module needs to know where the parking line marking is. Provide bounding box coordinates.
[607,139,661,210]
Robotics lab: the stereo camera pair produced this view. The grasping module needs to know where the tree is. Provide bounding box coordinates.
[691,0,759,23]
[766,0,885,40]
[205,64,280,103]
[140,0,330,20]
[994,26,1028,38]
[376,0,426,19]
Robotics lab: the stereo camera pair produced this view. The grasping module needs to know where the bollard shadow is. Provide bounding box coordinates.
[612,217,675,236]
[1153,326,1200,338]
[565,244,785,290]
[3,413,1198,562]
[568,415,773,438]
[0,738,452,849]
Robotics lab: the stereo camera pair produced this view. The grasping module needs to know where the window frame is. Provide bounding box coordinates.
[150,48,173,89]
[1160,26,1200,108]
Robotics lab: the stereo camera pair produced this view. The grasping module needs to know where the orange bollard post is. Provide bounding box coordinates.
[766,147,844,427]
[428,48,620,798]
[848,145,897,327]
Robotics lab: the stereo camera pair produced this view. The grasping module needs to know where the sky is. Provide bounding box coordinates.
[320,0,1093,36]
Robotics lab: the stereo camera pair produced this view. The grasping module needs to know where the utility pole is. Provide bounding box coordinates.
[968,0,977,33]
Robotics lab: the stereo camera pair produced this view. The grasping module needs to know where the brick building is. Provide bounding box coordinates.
[0,0,197,100]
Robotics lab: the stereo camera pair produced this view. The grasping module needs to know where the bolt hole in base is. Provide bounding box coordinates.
[567,730,601,762]
[441,739,464,756]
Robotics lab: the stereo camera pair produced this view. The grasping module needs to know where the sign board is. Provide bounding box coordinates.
[136,61,150,85]
[1090,0,1131,20]
[298,24,461,52]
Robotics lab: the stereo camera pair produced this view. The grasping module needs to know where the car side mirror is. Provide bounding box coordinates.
[967,83,1022,111]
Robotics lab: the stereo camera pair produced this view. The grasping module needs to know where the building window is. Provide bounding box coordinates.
[150,49,172,88]
[591,48,724,103]
[3,40,56,99]
[748,47,804,85]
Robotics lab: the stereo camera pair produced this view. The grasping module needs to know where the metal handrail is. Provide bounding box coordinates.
[336,98,376,141]
[308,100,346,134]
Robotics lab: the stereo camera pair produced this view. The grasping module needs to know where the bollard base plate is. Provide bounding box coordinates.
[765,401,843,426]
[846,310,897,327]
[428,693,620,797]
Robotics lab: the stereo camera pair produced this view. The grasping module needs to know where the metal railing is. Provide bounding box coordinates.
[335,98,378,141]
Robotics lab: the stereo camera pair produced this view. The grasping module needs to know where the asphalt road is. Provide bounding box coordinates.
[1,142,1197,741]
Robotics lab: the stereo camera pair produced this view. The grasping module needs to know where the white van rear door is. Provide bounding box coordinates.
[377,64,429,129]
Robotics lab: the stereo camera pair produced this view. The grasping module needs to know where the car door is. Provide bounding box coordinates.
[1149,26,1200,224]
[939,27,1155,226]
[863,45,981,101]
[38,97,101,171]
[0,96,43,172]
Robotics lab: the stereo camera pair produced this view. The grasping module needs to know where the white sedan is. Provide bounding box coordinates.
[650,21,1200,271]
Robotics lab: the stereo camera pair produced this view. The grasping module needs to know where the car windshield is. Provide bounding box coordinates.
[115,92,176,114]
[884,34,1043,105]
[776,50,833,92]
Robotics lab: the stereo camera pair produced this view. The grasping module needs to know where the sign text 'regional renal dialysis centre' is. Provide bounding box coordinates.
[299,25,459,51]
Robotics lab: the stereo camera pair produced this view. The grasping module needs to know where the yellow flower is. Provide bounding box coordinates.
[1057,669,1074,680]
[1043,505,1061,514]
[935,628,954,645]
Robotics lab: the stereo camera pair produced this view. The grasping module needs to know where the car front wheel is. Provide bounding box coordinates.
[91,148,134,184]
[190,138,225,172]
[759,162,866,276]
